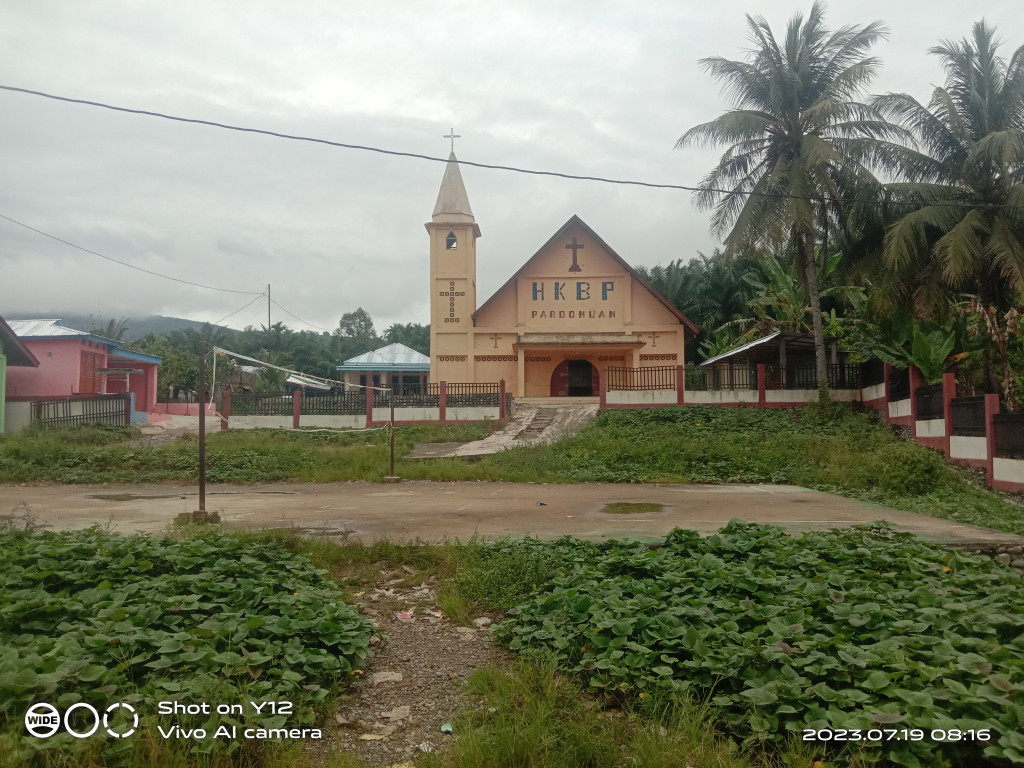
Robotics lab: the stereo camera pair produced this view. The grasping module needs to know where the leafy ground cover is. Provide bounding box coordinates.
[491,522,1024,768]
[0,528,374,767]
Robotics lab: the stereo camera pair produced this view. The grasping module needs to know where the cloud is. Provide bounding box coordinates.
[1,0,1021,331]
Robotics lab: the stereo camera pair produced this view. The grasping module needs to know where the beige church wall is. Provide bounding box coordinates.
[473,289,518,329]
[435,334,469,354]
[517,274,626,332]
[471,358,517,389]
[521,354,624,398]
[433,358,470,384]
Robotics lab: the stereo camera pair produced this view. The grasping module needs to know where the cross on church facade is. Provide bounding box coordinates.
[565,237,584,272]
[490,333,501,348]
[444,127,461,152]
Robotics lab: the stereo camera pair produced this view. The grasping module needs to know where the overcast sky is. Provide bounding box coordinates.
[1,1,1022,335]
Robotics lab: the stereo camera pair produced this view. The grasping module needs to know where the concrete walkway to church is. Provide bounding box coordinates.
[3,480,1021,546]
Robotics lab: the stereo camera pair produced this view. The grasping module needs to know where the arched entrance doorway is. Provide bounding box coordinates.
[550,359,599,397]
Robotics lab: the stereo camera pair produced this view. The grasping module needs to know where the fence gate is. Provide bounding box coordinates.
[31,394,131,429]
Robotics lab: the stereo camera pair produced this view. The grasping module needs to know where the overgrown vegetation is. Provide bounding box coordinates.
[0,528,374,767]
[0,421,495,484]
[4,403,1023,538]
[492,522,1024,767]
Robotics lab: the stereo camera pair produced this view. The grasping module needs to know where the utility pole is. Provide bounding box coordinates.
[267,284,272,352]
[193,340,218,523]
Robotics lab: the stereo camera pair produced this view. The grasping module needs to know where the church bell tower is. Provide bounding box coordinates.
[426,150,480,383]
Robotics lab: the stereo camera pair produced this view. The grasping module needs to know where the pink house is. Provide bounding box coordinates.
[5,320,161,421]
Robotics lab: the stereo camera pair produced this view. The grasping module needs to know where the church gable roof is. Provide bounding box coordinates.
[473,215,698,332]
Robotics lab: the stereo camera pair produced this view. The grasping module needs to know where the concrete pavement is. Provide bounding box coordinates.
[1,480,1021,546]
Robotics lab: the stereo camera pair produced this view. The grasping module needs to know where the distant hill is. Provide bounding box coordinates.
[4,314,241,341]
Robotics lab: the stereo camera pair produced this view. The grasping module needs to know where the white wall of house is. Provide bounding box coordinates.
[448,406,499,420]
[607,390,676,405]
[686,390,752,405]
[916,419,945,438]
[374,407,441,422]
[862,382,886,401]
[950,436,987,461]
[3,401,31,433]
[889,399,911,418]
[230,416,293,429]
[993,457,1024,484]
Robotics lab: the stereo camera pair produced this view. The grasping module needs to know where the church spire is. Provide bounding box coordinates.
[432,152,475,223]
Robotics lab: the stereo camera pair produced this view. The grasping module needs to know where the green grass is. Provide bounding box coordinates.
[603,502,665,515]
[3,404,1024,536]
[417,656,817,768]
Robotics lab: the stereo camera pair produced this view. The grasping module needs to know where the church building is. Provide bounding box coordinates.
[427,152,696,398]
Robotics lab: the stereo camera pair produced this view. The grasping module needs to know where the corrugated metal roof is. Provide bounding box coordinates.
[7,319,117,344]
[699,332,781,367]
[286,374,331,390]
[339,343,429,371]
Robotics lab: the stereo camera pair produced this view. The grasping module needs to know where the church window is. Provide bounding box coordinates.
[446,230,457,249]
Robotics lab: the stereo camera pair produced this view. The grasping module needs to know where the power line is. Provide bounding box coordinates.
[2,83,1014,211]
[212,293,267,327]
[269,297,334,332]
[0,211,264,295]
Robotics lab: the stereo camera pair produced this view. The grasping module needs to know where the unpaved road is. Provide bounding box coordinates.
[2,481,1020,545]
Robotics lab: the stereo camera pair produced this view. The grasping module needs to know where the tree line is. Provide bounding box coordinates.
[647,3,1023,403]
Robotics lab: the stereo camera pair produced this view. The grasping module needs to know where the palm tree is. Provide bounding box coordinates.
[677,2,905,392]
[874,21,1024,388]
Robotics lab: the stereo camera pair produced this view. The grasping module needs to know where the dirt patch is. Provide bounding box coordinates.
[324,573,509,766]
[87,493,181,502]
[602,502,664,515]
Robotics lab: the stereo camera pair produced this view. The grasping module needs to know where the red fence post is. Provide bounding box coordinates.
[499,379,506,420]
[599,367,607,408]
[221,389,231,431]
[757,364,766,407]
[941,372,955,456]
[293,389,302,429]
[909,366,921,439]
[676,364,685,406]
[365,384,375,427]
[439,381,447,423]
[985,392,1000,488]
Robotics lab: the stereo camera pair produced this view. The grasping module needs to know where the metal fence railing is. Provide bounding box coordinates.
[889,368,911,401]
[764,363,859,390]
[708,365,757,391]
[230,392,293,416]
[860,358,885,387]
[685,366,708,392]
[951,396,986,437]
[993,413,1024,459]
[300,392,366,415]
[31,393,131,429]
[916,382,945,421]
[606,366,677,392]
[375,390,441,409]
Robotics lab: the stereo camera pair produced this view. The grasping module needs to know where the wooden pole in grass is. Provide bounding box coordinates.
[196,340,207,518]
[193,341,219,523]
[384,383,399,482]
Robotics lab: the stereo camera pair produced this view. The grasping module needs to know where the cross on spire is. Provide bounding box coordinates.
[443,127,461,152]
